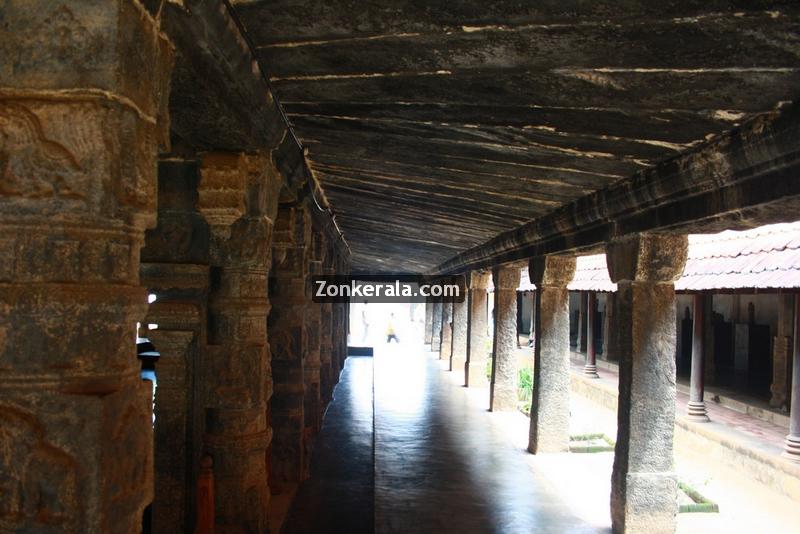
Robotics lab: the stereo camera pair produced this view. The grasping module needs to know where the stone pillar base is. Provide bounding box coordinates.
[686,401,710,422]
[467,361,489,388]
[613,472,677,534]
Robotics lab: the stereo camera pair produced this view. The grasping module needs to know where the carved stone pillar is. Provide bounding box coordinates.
[269,205,309,491]
[606,234,688,534]
[424,301,434,345]
[141,160,211,533]
[0,2,172,531]
[451,298,469,380]
[528,256,576,453]
[198,153,279,533]
[466,272,491,387]
[320,245,335,404]
[440,302,453,361]
[490,264,522,412]
[429,301,442,353]
[304,232,324,443]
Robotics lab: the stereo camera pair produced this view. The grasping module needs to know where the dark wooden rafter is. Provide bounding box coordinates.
[432,100,800,274]
[228,0,800,272]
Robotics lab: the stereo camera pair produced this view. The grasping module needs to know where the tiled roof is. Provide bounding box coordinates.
[504,222,800,293]
[567,254,617,292]
[676,221,800,291]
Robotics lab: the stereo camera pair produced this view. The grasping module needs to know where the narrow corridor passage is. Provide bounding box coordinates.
[283,355,375,533]
[374,343,601,534]
[285,341,605,533]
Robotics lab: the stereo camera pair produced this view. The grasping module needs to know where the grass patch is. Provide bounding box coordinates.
[569,432,615,453]
[677,481,719,513]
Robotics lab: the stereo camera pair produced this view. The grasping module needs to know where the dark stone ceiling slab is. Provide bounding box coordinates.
[231,0,800,272]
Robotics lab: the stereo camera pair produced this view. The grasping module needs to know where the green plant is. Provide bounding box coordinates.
[485,356,493,382]
[518,366,533,403]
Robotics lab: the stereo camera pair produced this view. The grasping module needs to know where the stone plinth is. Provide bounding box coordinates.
[606,234,688,534]
[490,264,522,412]
[528,256,576,453]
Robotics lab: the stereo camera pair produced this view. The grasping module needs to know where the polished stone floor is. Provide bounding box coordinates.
[282,355,375,533]
[284,342,602,533]
[375,343,600,534]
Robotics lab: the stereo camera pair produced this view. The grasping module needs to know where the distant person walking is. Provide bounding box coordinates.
[362,301,370,343]
[386,313,399,343]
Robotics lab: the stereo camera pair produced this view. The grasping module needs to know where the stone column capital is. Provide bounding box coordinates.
[529,256,576,287]
[467,270,491,290]
[492,263,521,290]
[606,233,688,283]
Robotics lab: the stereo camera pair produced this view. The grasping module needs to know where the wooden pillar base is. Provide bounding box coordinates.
[582,364,599,378]
[686,400,710,422]
[783,435,800,462]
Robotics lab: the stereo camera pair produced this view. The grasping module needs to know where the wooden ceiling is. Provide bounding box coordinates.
[231,0,800,272]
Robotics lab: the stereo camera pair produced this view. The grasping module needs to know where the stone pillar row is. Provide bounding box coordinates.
[0,2,357,532]
[452,234,687,534]
[141,160,210,533]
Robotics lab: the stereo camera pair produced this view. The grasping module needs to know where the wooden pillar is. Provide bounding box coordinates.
[583,291,599,378]
[687,294,710,422]
[771,293,795,409]
[529,291,536,346]
[784,294,800,462]
[578,290,588,353]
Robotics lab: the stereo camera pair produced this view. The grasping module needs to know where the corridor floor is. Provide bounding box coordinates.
[285,341,604,533]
